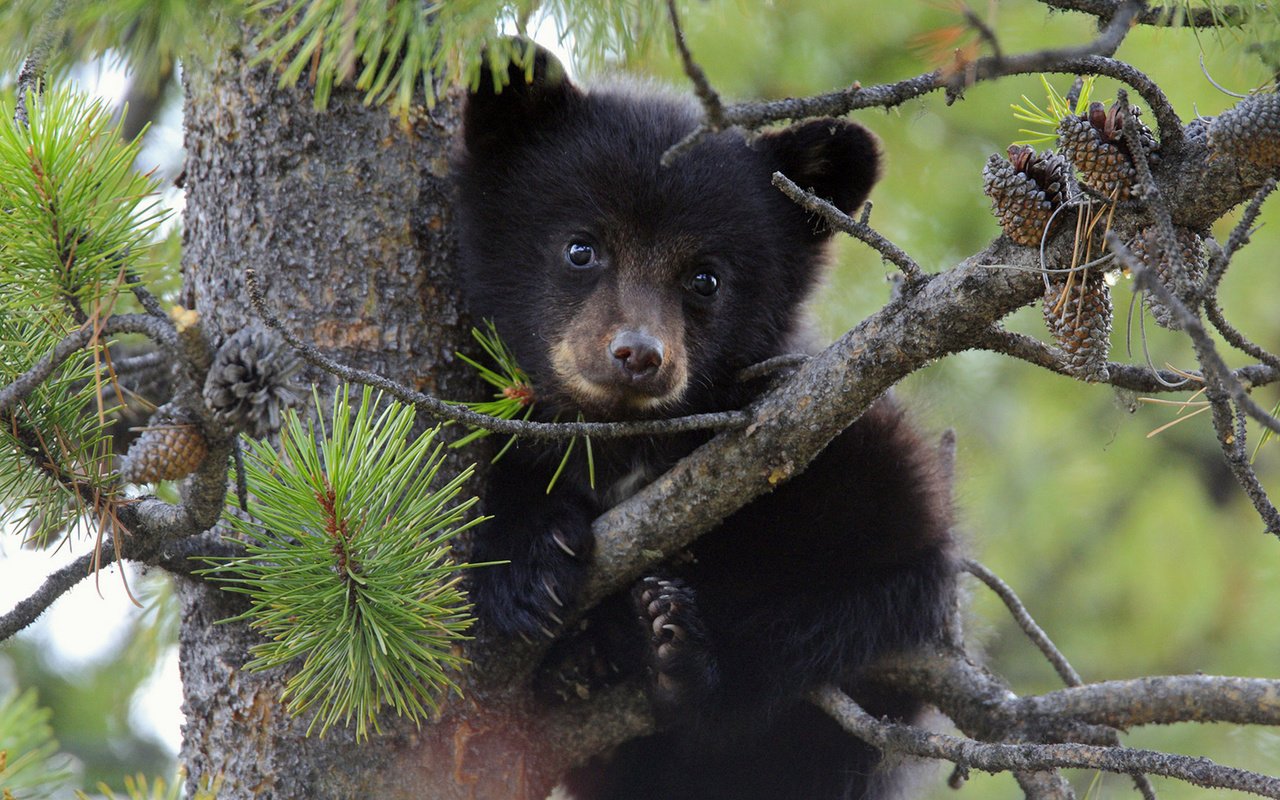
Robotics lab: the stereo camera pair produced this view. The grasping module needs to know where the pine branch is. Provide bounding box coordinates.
[0,551,103,641]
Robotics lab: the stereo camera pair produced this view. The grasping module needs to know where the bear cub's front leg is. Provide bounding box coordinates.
[469,458,599,638]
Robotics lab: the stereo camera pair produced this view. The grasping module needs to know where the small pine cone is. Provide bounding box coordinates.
[203,326,304,438]
[1043,270,1113,382]
[1127,227,1206,330]
[1208,93,1280,169]
[1057,101,1157,200]
[119,404,208,484]
[982,145,1073,246]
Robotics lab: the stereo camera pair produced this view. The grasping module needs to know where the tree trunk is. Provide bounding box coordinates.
[177,39,610,800]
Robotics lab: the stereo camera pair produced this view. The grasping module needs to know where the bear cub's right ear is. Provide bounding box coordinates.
[755,119,882,229]
[464,40,581,156]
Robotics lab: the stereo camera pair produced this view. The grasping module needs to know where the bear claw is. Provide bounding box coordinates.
[635,576,715,711]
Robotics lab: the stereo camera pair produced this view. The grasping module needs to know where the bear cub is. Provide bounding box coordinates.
[455,46,955,800]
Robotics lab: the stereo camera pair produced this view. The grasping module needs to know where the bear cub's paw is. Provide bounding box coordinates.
[472,519,594,640]
[635,576,718,715]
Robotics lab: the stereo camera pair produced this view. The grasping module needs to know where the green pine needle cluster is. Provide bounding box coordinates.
[451,321,594,493]
[1011,75,1099,146]
[0,689,74,799]
[452,319,535,453]
[0,0,235,89]
[202,386,481,740]
[74,770,222,800]
[0,87,167,545]
[248,0,667,119]
[0,86,168,309]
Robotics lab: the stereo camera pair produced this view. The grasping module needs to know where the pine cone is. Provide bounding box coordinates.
[119,404,208,484]
[1057,101,1158,200]
[982,145,1073,246]
[1127,226,1205,330]
[1043,269,1113,382]
[203,327,304,438]
[1208,92,1280,169]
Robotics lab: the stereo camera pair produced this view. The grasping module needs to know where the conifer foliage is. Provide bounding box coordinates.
[201,387,481,740]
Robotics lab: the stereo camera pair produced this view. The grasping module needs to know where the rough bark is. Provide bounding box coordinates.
[177,38,588,800]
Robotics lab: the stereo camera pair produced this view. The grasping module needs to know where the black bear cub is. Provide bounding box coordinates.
[456,46,955,800]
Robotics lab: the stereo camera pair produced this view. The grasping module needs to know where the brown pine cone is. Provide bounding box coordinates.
[1208,92,1280,169]
[1043,269,1113,382]
[1127,227,1206,330]
[119,404,208,484]
[982,145,1073,246]
[1058,101,1158,200]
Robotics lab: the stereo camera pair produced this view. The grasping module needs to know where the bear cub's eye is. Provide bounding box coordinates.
[565,241,597,269]
[687,271,719,297]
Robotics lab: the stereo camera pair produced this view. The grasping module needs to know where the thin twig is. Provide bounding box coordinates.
[772,173,927,284]
[1206,178,1277,292]
[964,559,1081,686]
[1205,298,1280,372]
[812,685,1280,797]
[664,0,723,128]
[1110,235,1280,535]
[964,559,1159,799]
[735,353,810,383]
[244,268,750,440]
[660,0,729,166]
[13,0,68,128]
[0,551,103,641]
[665,3,1158,164]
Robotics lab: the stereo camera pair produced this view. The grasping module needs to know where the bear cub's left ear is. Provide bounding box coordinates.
[756,119,881,223]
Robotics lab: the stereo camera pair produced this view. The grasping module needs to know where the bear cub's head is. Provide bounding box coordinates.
[456,45,880,420]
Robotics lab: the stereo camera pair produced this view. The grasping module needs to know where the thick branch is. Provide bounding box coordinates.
[812,685,1280,797]
[1027,675,1280,728]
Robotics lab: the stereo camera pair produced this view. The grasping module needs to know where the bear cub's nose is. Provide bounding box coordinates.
[610,330,664,382]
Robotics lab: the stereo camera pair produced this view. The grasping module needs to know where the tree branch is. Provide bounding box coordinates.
[964,560,1082,686]
[772,173,927,284]
[971,326,1274,393]
[12,0,68,128]
[1,314,177,416]
[665,2,1152,161]
[0,550,103,641]
[244,267,750,440]
[812,685,1280,797]
[1038,0,1256,28]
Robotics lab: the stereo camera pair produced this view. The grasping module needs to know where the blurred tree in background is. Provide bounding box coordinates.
[0,1,1277,798]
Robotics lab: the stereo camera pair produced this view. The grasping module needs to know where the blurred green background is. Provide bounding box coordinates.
[2,1,1278,798]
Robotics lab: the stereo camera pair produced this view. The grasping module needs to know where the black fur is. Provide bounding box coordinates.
[455,46,955,800]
